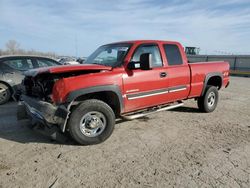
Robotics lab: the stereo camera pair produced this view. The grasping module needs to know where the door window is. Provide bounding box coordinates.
[131,45,163,68]
[37,59,59,67]
[3,59,33,71]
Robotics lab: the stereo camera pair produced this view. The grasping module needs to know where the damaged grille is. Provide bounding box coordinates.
[23,76,55,102]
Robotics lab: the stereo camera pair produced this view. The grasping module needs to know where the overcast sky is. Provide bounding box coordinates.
[1,0,250,56]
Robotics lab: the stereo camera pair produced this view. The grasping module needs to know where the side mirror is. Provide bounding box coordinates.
[140,53,152,70]
[127,53,153,70]
[127,61,141,70]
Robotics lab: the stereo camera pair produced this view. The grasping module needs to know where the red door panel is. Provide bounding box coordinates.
[123,67,170,112]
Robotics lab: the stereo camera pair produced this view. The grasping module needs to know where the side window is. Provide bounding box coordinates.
[3,59,33,71]
[131,45,163,68]
[164,44,183,66]
[37,59,58,67]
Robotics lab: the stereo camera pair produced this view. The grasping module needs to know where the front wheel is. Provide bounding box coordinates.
[68,99,115,145]
[198,85,219,113]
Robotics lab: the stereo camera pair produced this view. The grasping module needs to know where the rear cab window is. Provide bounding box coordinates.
[163,44,183,66]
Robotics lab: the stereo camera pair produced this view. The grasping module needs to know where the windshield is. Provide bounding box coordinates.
[85,43,131,67]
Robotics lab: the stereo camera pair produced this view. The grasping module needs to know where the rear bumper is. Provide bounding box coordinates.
[18,95,69,131]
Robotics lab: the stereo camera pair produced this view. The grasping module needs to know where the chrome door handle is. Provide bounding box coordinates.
[160,72,167,78]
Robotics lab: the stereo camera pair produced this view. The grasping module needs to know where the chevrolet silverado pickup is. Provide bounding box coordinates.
[18,40,230,145]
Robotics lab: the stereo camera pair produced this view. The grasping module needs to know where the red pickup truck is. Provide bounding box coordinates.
[18,40,230,145]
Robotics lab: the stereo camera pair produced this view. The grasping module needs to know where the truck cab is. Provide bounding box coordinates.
[121,41,191,112]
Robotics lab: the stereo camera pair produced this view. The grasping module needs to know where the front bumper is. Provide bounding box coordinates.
[18,95,69,132]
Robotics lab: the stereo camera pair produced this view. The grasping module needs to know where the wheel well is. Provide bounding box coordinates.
[207,76,222,90]
[74,91,121,116]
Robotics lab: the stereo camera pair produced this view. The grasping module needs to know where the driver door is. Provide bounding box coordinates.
[123,44,170,112]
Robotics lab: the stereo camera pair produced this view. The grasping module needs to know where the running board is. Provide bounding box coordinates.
[121,102,184,120]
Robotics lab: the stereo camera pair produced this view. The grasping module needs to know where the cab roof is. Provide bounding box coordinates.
[109,40,180,45]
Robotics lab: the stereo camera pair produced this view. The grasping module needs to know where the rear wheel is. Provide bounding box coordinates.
[0,83,11,105]
[68,99,115,145]
[198,85,218,113]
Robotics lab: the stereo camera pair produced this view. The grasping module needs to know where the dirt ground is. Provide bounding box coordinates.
[0,76,250,188]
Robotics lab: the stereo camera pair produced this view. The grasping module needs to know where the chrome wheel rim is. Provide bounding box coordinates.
[0,86,8,103]
[79,111,106,137]
[207,92,216,108]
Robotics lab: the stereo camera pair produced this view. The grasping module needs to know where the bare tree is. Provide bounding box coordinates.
[1,39,58,58]
[5,40,20,54]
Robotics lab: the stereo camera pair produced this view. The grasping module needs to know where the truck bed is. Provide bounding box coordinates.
[188,61,230,98]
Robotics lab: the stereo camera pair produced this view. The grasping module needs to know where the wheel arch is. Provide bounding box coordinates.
[61,85,123,133]
[201,72,222,96]
[66,85,124,115]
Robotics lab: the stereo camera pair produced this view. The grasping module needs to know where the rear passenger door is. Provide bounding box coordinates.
[162,43,190,102]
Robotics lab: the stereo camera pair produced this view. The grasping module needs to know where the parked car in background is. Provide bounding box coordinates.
[58,57,79,65]
[76,57,86,64]
[0,55,61,105]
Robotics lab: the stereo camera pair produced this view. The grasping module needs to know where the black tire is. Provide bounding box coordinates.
[68,99,115,145]
[0,83,11,105]
[17,103,28,120]
[198,85,219,113]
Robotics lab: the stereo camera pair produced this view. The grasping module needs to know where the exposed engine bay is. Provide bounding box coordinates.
[22,70,100,102]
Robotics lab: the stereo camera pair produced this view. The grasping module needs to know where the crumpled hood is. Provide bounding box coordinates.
[24,64,112,77]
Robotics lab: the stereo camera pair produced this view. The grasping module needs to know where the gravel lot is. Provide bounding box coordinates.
[0,76,250,188]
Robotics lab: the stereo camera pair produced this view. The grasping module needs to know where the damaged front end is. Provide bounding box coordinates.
[17,64,111,132]
[17,95,69,131]
[17,71,72,132]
